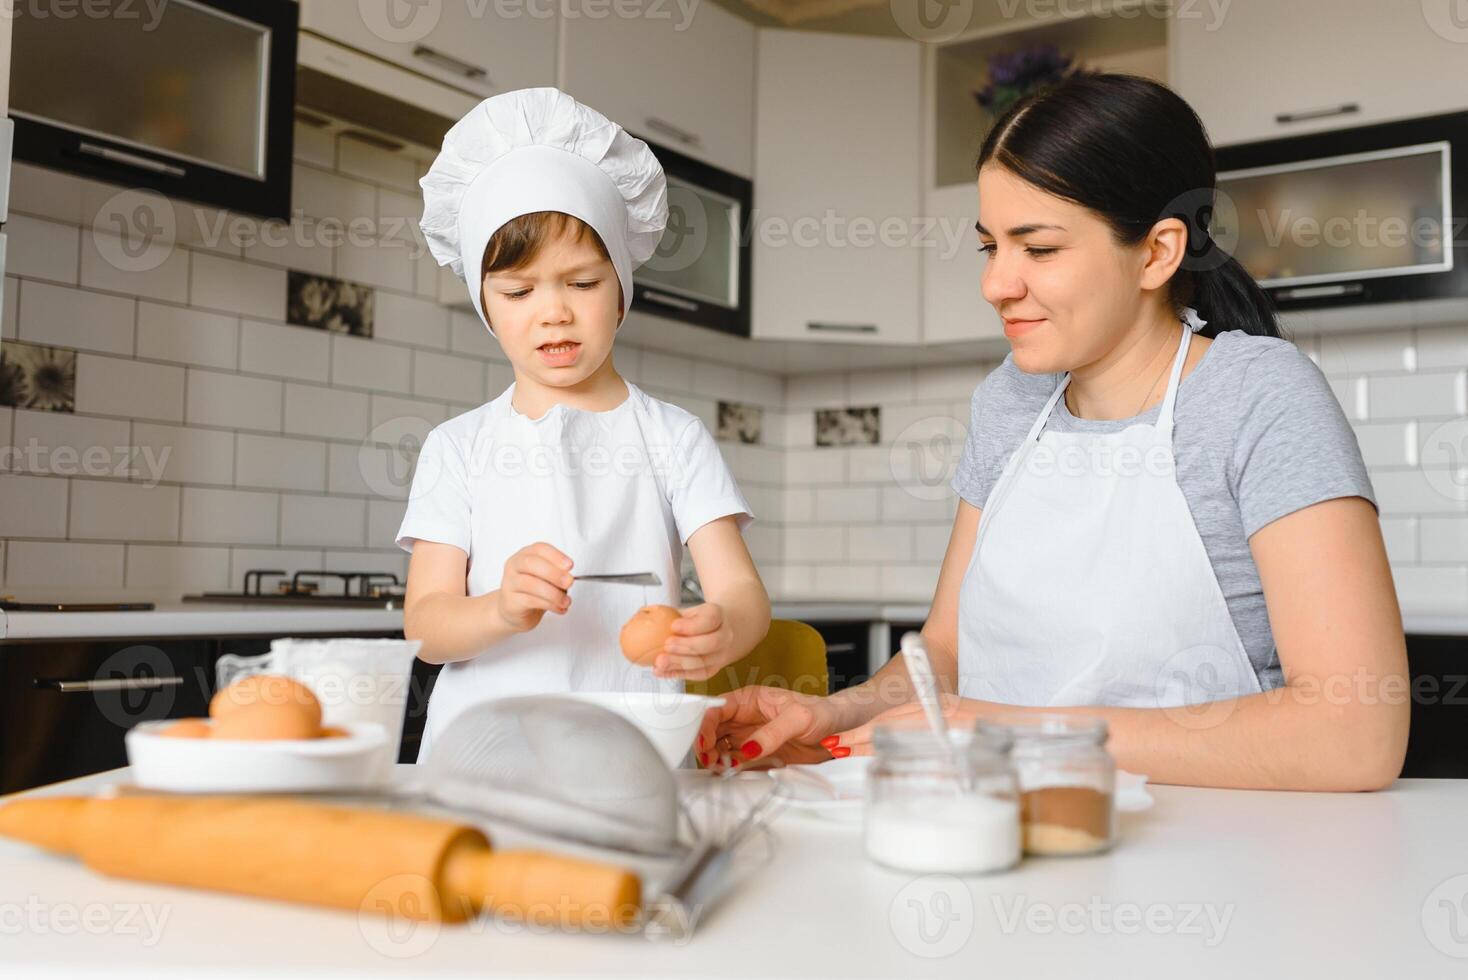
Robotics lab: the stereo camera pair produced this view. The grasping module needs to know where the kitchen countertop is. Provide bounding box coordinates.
[5,599,1466,641]
[1,765,1464,978]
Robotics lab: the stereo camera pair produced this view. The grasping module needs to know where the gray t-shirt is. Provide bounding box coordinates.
[951,329,1377,691]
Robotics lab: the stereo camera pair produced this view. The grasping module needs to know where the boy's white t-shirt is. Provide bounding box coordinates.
[395,379,753,760]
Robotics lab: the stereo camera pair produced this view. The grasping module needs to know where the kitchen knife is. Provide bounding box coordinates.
[572,572,662,586]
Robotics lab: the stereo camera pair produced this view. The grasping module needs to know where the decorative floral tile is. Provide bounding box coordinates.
[816,406,880,447]
[287,271,375,337]
[0,341,76,413]
[717,400,763,444]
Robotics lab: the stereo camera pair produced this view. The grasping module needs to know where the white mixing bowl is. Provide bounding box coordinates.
[560,692,726,768]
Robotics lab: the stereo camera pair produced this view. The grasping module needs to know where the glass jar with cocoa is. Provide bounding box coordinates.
[977,713,1116,856]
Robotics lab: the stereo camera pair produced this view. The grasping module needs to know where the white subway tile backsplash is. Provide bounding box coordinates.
[879,562,941,603]
[368,498,409,550]
[10,162,87,225]
[916,362,987,401]
[5,540,123,589]
[784,526,844,563]
[132,423,235,486]
[125,544,232,594]
[189,252,286,320]
[242,218,336,277]
[186,369,282,432]
[76,355,185,423]
[370,394,448,432]
[810,563,881,598]
[1371,469,1468,515]
[738,368,783,408]
[814,487,880,523]
[330,440,412,500]
[236,433,327,492]
[374,291,449,349]
[1392,565,1468,611]
[785,372,848,409]
[336,235,416,293]
[331,334,412,393]
[692,360,741,402]
[1328,377,1369,421]
[136,302,239,370]
[776,409,815,448]
[1419,516,1468,564]
[181,487,278,544]
[240,319,331,382]
[783,488,814,524]
[449,310,501,360]
[914,523,955,558]
[0,473,69,537]
[293,121,335,170]
[1417,325,1468,371]
[849,525,912,563]
[7,214,79,284]
[412,350,482,404]
[1352,421,1417,468]
[882,486,957,523]
[18,281,134,355]
[849,367,914,405]
[786,448,846,485]
[377,188,423,226]
[1317,331,1415,376]
[281,494,367,548]
[337,137,419,191]
[81,231,190,303]
[485,361,515,399]
[4,276,18,340]
[1378,517,1417,563]
[1368,371,1464,420]
[70,480,179,541]
[283,383,369,441]
[9,410,132,477]
[640,350,694,393]
[292,165,377,224]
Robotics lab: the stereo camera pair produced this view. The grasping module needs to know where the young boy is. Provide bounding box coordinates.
[398,88,769,760]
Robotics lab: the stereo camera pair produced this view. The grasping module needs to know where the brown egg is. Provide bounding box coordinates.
[318,726,350,739]
[210,675,322,730]
[158,718,211,739]
[619,604,682,666]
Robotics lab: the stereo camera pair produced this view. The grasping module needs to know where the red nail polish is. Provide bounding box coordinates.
[820,735,840,749]
[831,746,851,759]
[739,740,761,759]
[699,752,709,766]
[697,734,705,749]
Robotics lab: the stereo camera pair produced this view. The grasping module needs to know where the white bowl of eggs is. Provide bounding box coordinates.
[125,675,394,793]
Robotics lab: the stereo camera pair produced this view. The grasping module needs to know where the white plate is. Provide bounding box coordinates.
[125,720,393,793]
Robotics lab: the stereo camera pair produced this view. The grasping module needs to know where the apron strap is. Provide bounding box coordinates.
[1026,377,1070,444]
[1155,322,1192,439]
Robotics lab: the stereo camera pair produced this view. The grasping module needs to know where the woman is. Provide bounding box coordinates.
[699,73,1409,791]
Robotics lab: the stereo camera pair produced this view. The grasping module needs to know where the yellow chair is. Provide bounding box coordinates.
[685,619,829,698]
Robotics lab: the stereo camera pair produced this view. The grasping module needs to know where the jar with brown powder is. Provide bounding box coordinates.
[978,714,1116,856]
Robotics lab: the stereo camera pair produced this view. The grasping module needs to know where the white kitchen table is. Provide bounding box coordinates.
[2,765,1465,979]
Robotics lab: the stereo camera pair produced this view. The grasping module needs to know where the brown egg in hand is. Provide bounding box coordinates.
[620,604,682,667]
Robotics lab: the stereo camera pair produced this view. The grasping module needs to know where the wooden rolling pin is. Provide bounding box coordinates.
[0,794,641,928]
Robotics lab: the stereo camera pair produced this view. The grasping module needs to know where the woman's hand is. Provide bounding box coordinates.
[495,542,574,633]
[824,694,986,757]
[652,603,740,682]
[695,685,844,770]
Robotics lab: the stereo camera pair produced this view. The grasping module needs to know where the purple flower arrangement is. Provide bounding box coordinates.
[974,42,1089,118]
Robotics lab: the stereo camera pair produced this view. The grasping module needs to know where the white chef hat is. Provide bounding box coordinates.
[419,87,668,334]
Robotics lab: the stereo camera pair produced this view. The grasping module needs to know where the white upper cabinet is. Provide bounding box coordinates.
[299,0,557,99]
[922,183,1002,345]
[1172,0,1468,147]
[561,2,756,178]
[752,29,923,345]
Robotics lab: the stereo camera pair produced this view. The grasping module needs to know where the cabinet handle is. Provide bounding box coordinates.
[37,677,184,693]
[807,321,878,334]
[77,141,186,178]
[824,643,857,654]
[1274,102,1359,125]
[412,44,488,82]
[645,116,702,148]
[643,289,700,312]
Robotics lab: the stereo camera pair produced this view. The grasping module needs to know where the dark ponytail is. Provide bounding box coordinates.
[975,72,1283,340]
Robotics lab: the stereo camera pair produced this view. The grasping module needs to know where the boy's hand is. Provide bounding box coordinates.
[653,603,741,681]
[496,543,573,633]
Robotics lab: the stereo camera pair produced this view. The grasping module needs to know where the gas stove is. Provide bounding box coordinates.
[182,570,406,609]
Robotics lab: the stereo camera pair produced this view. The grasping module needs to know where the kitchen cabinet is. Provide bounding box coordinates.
[922,182,1003,344]
[298,0,556,99]
[560,1,755,178]
[752,29,923,346]
[1171,0,1468,147]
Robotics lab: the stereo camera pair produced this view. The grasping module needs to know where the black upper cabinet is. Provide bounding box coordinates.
[10,0,298,220]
